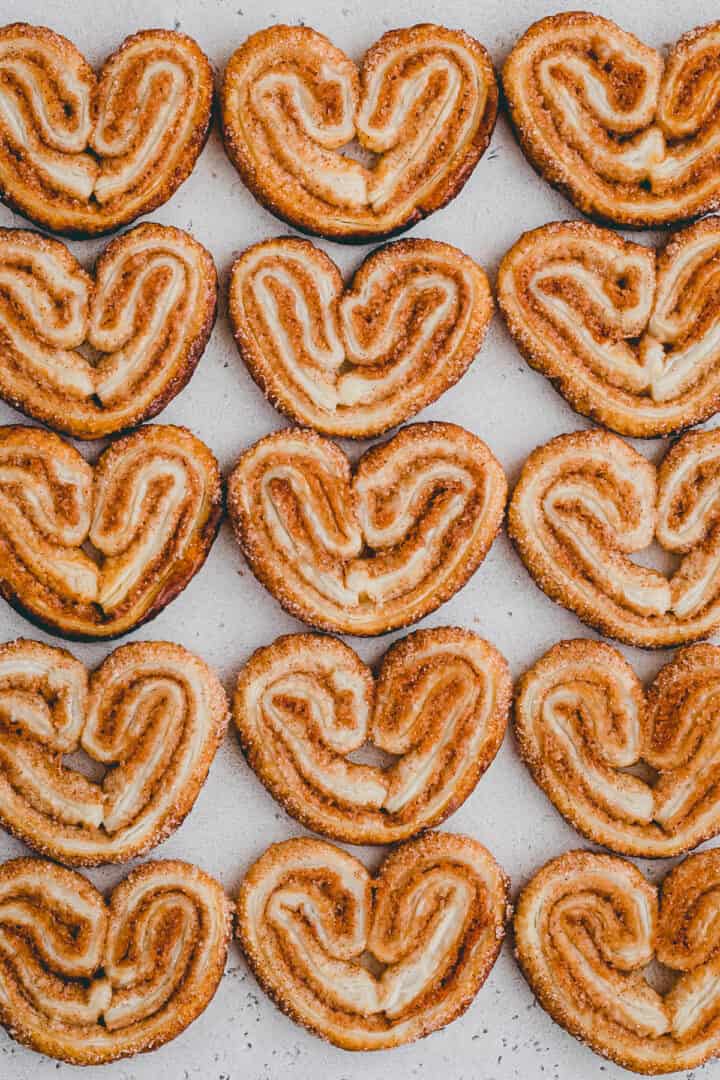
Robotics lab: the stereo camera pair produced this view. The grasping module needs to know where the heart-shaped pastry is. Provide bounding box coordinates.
[503,14,720,227]
[0,24,213,236]
[0,423,222,639]
[230,236,492,437]
[228,422,507,635]
[498,219,720,438]
[515,848,720,1074]
[234,627,510,843]
[0,223,216,438]
[221,24,498,241]
[0,856,230,1064]
[516,639,720,857]
[237,831,508,1049]
[508,427,720,647]
[0,637,227,865]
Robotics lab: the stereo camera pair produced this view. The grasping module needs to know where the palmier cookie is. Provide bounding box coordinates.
[234,627,510,843]
[228,423,507,636]
[0,638,227,865]
[516,639,720,858]
[0,24,212,236]
[509,427,720,648]
[515,848,720,1074]
[229,237,492,437]
[237,832,509,1050]
[0,424,221,639]
[504,14,720,228]
[221,24,498,241]
[498,219,720,438]
[0,224,216,438]
[0,857,230,1064]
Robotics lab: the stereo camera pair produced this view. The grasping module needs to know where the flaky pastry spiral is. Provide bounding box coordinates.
[228,422,507,635]
[0,857,230,1064]
[516,639,720,857]
[237,832,508,1049]
[0,24,212,235]
[221,23,498,241]
[229,237,492,437]
[509,427,720,647]
[0,423,222,639]
[0,223,216,437]
[234,627,509,843]
[515,848,720,1073]
[0,638,227,864]
[498,219,720,437]
[504,14,720,227]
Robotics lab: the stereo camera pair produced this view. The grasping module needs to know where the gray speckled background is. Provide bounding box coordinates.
[0,0,717,1077]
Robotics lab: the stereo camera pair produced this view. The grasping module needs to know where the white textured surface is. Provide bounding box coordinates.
[0,0,717,1077]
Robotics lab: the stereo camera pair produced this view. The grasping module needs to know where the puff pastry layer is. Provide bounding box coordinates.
[229,237,492,437]
[509,428,720,647]
[237,832,508,1049]
[498,219,720,438]
[504,14,720,227]
[516,639,720,857]
[0,224,216,437]
[221,24,498,240]
[234,627,509,843]
[228,423,507,635]
[0,24,212,236]
[0,424,222,639]
[0,638,227,864]
[516,849,720,1073]
[0,857,230,1064]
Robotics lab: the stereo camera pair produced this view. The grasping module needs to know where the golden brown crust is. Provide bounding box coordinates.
[237,831,509,1049]
[0,223,217,438]
[515,639,720,857]
[227,422,507,636]
[221,23,498,241]
[498,218,720,438]
[515,848,720,1073]
[0,856,231,1064]
[234,626,510,843]
[503,14,720,228]
[0,24,213,236]
[0,638,227,865]
[0,423,222,639]
[508,427,720,647]
[229,236,493,438]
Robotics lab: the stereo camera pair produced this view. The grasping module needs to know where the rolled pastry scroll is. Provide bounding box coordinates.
[516,848,720,1073]
[0,24,212,235]
[504,14,720,227]
[228,422,507,635]
[221,24,498,240]
[0,857,230,1064]
[234,627,509,842]
[237,832,509,1049]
